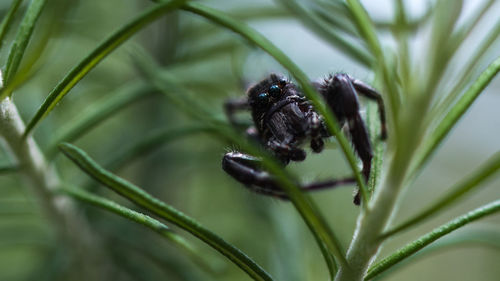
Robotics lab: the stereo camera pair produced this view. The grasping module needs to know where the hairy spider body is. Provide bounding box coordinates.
[222,73,386,204]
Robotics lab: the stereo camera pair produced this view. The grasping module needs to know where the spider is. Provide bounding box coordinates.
[222,73,386,205]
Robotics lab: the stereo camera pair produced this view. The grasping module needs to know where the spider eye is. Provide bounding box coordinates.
[268,85,281,98]
[257,92,269,103]
[278,78,287,87]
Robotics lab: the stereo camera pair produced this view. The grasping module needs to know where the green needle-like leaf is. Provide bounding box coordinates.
[373,227,500,280]
[366,200,500,280]
[366,103,384,196]
[344,0,400,138]
[431,16,500,120]
[60,186,216,272]
[23,0,187,136]
[48,81,155,156]
[276,0,372,67]
[2,0,46,91]
[58,143,273,281]
[0,0,24,50]
[422,0,462,100]
[104,125,214,171]
[385,151,500,237]
[0,164,18,174]
[413,56,500,174]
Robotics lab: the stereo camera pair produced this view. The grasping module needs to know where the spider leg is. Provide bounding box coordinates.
[267,139,306,163]
[321,73,374,205]
[222,152,355,198]
[224,97,249,127]
[222,152,279,194]
[307,110,326,153]
[350,77,387,139]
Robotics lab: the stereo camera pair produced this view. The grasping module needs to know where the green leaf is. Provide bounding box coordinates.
[181,6,291,42]
[366,200,500,280]
[104,125,214,171]
[0,164,18,174]
[430,15,500,120]
[422,0,463,99]
[366,102,384,196]
[58,142,274,281]
[60,186,216,273]
[1,1,73,99]
[276,0,372,67]
[23,0,187,136]
[132,50,219,121]
[0,0,24,50]
[2,0,46,91]
[344,0,400,137]
[412,56,500,175]
[385,151,500,237]
[48,80,155,156]
[373,227,500,280]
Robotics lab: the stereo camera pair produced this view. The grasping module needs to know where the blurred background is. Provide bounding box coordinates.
[0,0,499,280]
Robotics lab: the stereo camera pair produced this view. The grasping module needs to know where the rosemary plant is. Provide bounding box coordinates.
[0,0,499,280]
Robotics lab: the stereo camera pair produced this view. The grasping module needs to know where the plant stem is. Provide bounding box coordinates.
[335,153,408,281]
[0,95,111,280]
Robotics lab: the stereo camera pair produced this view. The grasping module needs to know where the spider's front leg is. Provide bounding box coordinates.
[320,74,378,204]
[222,152,355,198]
[224,97,261,141]
[224,97,250,128]
[350,77,387,139]
[222,152,286,197]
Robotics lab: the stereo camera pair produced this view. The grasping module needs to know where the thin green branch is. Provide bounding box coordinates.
[374,5,432,32]
[60,186,216,272]
[104,125,214,171]
[0,94,109,279]
[451,0,494,48]
[48,81,155,156]
[181,6,291,42]
[421,0,463,101]
[392,0,410,91]
[366,103,384,196]
[132,51,219,121]
[0,164,18,173]
[344,0,400,139]
[430,15,500,120]
[312,1,358,36]
[2,0,46,92]
[373,227,500,280]
[58,143,274,281]
[384,151,500,237]
[344,0,382,58]
[412,56,500,175]
[0,0,23,50]
[23,0,187,136]
[1,2,71,99]
[366,200,500,280]
[428,0,494,99]
[275,0,373,67]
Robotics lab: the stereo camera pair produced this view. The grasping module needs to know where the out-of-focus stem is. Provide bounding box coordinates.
[0,73,110,280]
[335,152,408,281]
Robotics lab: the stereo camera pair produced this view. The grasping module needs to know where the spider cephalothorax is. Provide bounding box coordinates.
[222,73,386,204]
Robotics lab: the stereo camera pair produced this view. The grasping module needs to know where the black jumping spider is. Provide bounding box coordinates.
[222,73,386,204]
